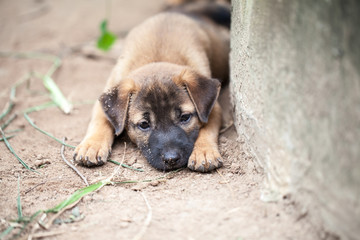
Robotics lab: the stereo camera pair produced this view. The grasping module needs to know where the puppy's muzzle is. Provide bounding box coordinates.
[145,126,194,171]
[162,149,181,166]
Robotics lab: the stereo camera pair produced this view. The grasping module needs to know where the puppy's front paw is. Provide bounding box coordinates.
[73,138,111,167]
[187,145,223,172]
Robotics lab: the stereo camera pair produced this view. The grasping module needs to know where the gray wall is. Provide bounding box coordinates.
[230,0,360,239]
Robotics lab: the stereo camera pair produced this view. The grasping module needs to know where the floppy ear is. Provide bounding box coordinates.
[99,81,134,136]
[174,70,221,123]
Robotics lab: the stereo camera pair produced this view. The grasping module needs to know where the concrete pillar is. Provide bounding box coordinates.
[230,0,360,239]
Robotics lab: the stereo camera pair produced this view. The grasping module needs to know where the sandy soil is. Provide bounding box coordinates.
[0,1,321,239]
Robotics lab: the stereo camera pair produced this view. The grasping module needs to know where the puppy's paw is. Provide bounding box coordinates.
[73,138,111,167]
[187,145,223,172]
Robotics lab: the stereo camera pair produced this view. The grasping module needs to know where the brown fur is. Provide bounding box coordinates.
[74,11,229,172]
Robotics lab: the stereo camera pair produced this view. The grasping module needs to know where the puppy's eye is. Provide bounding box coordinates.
[180,113,192,124]
[138,121,150,131]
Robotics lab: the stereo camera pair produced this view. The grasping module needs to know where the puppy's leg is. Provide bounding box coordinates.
[188,101,223,172]
[73,101,114,166]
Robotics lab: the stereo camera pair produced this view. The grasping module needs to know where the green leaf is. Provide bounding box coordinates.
[97,32,117,51]
[97,19,117,51]
[45,181,108,213]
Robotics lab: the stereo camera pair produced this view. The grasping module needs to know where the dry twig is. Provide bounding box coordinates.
[24,181,46,194]
[216,169,236,200]
[132,192,152,240]
[107,142,127,181]
[60,137,88,186]
[29,229,66,239]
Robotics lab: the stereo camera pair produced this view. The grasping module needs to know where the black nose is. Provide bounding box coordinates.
[162,150,181,166]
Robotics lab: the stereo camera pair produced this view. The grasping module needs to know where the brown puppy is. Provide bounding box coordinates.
[74,8,229,172]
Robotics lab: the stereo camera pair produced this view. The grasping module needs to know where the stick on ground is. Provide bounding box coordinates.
[60,137,88,186]
[24,181,46,195]
[132,192,152,240]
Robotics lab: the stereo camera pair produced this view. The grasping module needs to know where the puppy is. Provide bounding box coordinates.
[74,4,230,172]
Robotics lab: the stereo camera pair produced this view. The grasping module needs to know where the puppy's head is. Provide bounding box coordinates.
[99,64,220,171]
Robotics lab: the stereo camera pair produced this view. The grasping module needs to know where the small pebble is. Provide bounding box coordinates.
[150,180,160,187]
[131,182,148,191]
[119,221,130,228]
[34,159,50,167]
[226,172,233,178]
[132,163,143,169]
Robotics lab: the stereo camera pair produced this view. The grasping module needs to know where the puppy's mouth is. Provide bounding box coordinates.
[140,145,192,171]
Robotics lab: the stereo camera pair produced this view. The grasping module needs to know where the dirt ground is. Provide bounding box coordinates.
[0,1,322,239]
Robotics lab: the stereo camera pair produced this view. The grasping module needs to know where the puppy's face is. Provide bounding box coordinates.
[126,80,200,170]
[100,64,220,171]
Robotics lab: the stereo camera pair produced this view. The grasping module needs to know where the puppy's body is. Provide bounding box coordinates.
[74,11,229,172]
[110,13,229,85]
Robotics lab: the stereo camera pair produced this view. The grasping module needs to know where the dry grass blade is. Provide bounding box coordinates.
[17,176,23,219]
[0,51,57,61]
[1,113,17,130]
[24,181,46,194]
[108,159,144,172]
[38,55,72,114]
[31,144,128,235]
[30,230,66,239]
[106,142,127,182]
[45,181,106,214]
[28,181,107,237]
[132,192,152,240]
[0,51,72,114]
[113,168,184,185]
[0,226,14,239]
[0,179,42,240]
[0,134,16,141]
[60,137,89,186]
[42,75,72,114]
[0,84,16,121]
[45,143,128,214]
[23,102,75,148]
[5,128,24,134]
[4,141,183,239]
[0,127,37,173]
[0,72,31,122]
[39,199,82,230]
